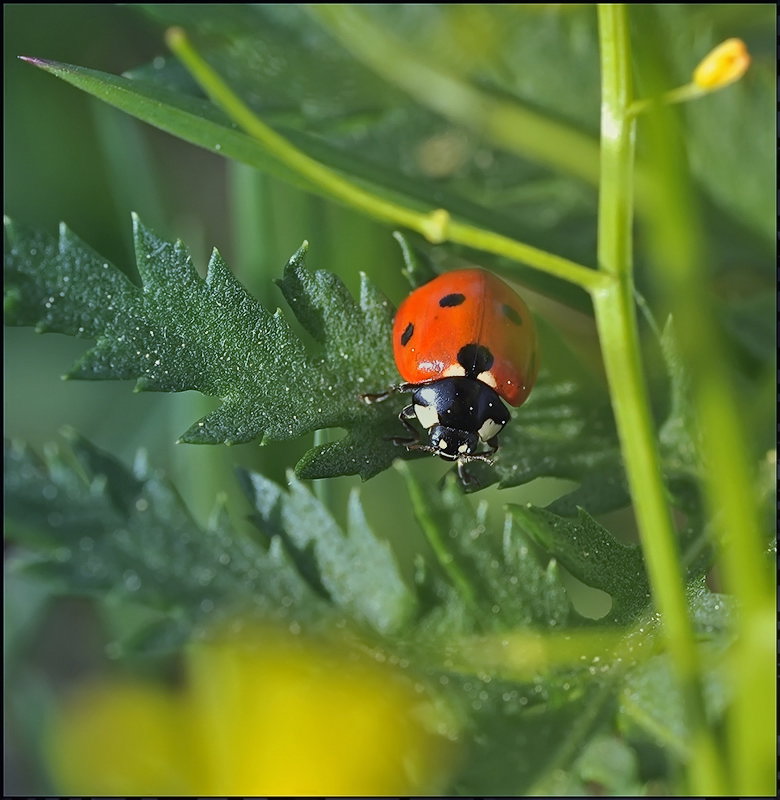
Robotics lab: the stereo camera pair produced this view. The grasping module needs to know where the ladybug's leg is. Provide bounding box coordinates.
[361,389,393,404]
[392,404,420,445]
[361,382,423,405]
[457,460,476,486]
[457,451,498,486]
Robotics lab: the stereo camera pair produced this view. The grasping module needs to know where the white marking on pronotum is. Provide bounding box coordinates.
[438,439,448,449]
[417,386,438,403]
[476,369,498,388]
[478,418,504,441]
[414,403,439,430]
[458,443,469,453]
[442,363,466,378]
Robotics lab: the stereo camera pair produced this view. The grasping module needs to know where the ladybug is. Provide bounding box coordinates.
[366,268,538,483]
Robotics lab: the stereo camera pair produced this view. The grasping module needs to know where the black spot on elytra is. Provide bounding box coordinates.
[400,322,414,346]
[502,303,523,325]
[457,343,494,378]
[439,293,466,307]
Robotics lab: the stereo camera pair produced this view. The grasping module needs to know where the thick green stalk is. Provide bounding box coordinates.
[595,6,726,793]
[636,39,774,794]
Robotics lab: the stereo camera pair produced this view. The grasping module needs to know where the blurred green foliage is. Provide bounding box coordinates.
[4,4,774,796]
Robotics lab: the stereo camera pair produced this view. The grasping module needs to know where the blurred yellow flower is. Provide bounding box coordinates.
[693,38,750,90]
[46,626,457,795]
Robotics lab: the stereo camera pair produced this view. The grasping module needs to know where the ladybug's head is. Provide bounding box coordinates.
[428,424,480,460]
[398,377,508,480]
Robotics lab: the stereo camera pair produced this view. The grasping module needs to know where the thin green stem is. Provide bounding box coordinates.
[312,429,332,509]
[165,27,605,293]
[448,219,607,291]
[395,461,479,613]
[627,82,706,118]
[595,6,726,794]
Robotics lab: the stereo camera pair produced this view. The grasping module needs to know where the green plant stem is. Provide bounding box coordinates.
[309,4,602,187]
[627,82,706,118]
[595,6,726,794]
[312,429,332,509]
[447,219,607,291]
[165,27,605,293]
[395,461,479,613]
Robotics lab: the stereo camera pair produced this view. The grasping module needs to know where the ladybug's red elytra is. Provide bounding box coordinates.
[365,268,539,483]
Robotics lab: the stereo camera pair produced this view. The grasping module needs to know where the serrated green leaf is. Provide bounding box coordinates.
[448,681,614,795]
[4,215,410,480]
[4,214,698,512]
[500,513,573,629]
[61,426,145,513]
[464,377,627,511]
[508,504,650,624]
[4,435,326,653]
[399,465,570,632]
[238,469,415,635]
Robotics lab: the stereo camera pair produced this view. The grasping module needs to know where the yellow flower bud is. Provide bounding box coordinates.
[693,38,750,90]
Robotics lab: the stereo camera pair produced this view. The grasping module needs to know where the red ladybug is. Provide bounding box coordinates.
[367,269,538,482]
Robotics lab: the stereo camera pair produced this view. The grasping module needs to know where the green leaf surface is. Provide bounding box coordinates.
[449,687,611,795]
[238,469,416,635]
[3,215,628,499]
[619,640,730,759]
[3,434,326,652]
[4,431,734,795]
[400,466,571,633]
[6,5,775,794]
[134,4,603,185]
[508,504,650,625]
[4,213,705,527]
[18,56,317,192]
[466,377,628,513]
[534,733,644,796]
[5,215,407,480]
[4,432,417,643]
